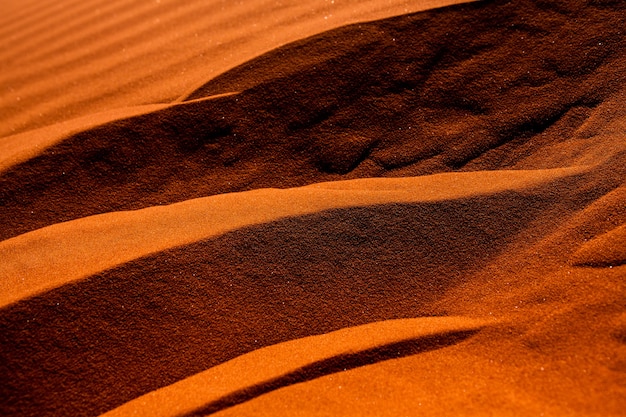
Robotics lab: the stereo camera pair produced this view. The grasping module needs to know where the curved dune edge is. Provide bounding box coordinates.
[570,224,626,268]
[99,316,492,417]
[0,92,239,173]
[0,0,474,138]
[2,1,625,243]
[0,166,588,308]
[176,0,478,102]
[0,103,167,173]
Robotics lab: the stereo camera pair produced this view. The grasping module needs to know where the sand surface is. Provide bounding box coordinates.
[1,0,625,416]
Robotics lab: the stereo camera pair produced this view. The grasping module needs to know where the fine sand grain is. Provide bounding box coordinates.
[1,0,625,416]
[101,317,493,417]
[0,167,588,308]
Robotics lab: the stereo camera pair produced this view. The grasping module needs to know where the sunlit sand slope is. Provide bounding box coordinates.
[0,167,587,308]
[101,317,492,417]
[1,0,625,243]
[1,0,625,416]
[0,0,471,137]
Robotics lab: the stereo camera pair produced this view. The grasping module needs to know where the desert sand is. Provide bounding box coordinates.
[1,0,625,416]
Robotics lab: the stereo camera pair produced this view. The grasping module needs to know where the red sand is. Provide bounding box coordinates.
[1,0,625,416]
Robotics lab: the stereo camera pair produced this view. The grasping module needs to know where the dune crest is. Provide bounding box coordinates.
[0,167,587,308]
[0,92,239,174]
[0,0,473,137]
[100,317,491,417]
[0,103,168,173]
[570,224,626,267]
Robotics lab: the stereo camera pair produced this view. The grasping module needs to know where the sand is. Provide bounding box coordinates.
[1,0,625,416]
[0,0,471,138]
[101,317,493,417]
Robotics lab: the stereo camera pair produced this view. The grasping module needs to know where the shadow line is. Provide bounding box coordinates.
[181,329,478,417]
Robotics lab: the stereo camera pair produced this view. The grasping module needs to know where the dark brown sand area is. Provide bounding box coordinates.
[1,0,625,416]
[2,0,626,240]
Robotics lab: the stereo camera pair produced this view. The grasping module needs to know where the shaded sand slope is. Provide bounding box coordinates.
[0,168,587,308]
[101,317,492,417]
[214,270,626,417]
[0,198,564,415]
[1,0,626,241]
[1,1,626,416]
[0,165,622,417]
[232,186,626,416]
[189,186,626,416]
[0,0,471,137]
[0,103,170,173]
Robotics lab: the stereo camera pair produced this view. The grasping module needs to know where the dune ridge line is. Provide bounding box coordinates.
[0,166,588,308]
[99,316,492,417]
[0,0,474,138]
[570,223,626,268]
[0,92,240,174]
[1,0,626,415]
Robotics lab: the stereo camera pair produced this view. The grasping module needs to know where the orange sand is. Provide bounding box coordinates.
[1,0,625,416]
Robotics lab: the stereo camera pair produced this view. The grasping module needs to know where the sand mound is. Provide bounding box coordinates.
[101,317,491,417]
[0,0,470,138]
[1,0,625,416]
[2,0,626,241]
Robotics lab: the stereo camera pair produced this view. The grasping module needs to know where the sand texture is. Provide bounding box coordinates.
[1,0,625,416]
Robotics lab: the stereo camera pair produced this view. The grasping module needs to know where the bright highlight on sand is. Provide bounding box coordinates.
[1,0,625,416]
[101,317,493,417]
[0,166,588,308]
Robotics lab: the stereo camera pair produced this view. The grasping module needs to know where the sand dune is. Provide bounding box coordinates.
[1,0,625,416]
[2,0,625,243]
[0,0,471,137]
[0,167,588,308]
[101,317,492,417]
[1,164,622,416]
